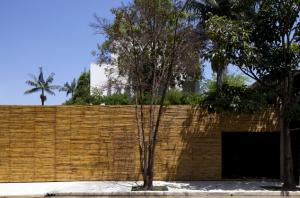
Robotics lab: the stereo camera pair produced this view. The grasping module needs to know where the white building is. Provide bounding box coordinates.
[90,61,127,96]
[90,62,107,95]
[90,53,201,95]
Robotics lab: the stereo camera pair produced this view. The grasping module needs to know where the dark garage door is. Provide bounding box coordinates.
[222,132,280,179]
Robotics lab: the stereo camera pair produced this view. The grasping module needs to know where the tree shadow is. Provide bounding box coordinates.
[220,108,279,133]
[159,106,221,181]
[162,106,280,181]
[165,180,281,191]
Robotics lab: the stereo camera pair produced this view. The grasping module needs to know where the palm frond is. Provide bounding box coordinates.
[48,85,60,90]
[38,67,45,84]
[59,80,77,97]
[45,88,55,96]
[66,90,72,96]
[25,80,38,87]
[24,87,40,95]
[59,86,67,92]
[65,82,71,89]
[46,72,55,84]
[28,74,38,83]
[71,78,77,89]
[59,82,69,92]
[59,84,68,93]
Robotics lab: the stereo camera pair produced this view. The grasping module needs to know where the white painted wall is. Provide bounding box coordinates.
[90,61,127,96]
[90,62,107,95]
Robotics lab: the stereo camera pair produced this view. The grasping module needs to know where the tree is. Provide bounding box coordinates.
[63,71,134,105]
[24,67,59,105]
[188,0,256,92]
[94,0,203,189]
[64,71,101,105]
[60,78,77,97]
[202,83,268,113]
[190,0,300,189]
[205,73,250,92]
[231,0,300,189]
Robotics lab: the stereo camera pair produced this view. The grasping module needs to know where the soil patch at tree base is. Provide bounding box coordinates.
[131,185,168,191]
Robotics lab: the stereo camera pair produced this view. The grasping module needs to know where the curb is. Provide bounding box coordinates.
[49,190,300,197]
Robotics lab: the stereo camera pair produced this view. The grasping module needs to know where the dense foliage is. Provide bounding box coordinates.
[205,0,300,188]
[202,84,268,113]
[205,74,250,92]
[188,0,256,92]
[64,71,93,105]
[64,71,265,109]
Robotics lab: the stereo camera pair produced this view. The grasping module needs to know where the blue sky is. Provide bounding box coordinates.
[0,0,241,105]
[0,0,131,105]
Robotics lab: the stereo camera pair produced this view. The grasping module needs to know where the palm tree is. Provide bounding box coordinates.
[188,0,255,92]
[24,67,59,105]
[59,78,77,97]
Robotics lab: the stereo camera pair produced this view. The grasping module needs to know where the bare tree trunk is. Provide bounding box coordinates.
[129,0,192,190]
[142,1,191,189]
[143,141,149,189]
[216,67,223,93]
[41,89,45,106]
[281,110,296,189]
[281,76,296,190]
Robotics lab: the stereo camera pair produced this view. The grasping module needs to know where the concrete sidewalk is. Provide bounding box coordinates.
[0,181,299,197]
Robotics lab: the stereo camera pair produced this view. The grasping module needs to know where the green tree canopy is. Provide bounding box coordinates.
[64,71,101,105]
[188,0,256,92]
[205,73,250,92]
[220,0,300,189]
[93,0,204,189]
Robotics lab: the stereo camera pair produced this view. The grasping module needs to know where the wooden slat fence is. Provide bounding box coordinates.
[0,105,279,182]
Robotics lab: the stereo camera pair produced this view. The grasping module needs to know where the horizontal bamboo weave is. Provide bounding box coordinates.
[0,105,279,182]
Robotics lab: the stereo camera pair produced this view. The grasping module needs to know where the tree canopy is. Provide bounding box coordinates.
[93,0,205,189]
[24,67,59,105]
[207,0,300,188]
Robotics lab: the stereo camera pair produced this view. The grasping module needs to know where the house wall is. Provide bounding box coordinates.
[0,105,279,182]
[90,62,127,96]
